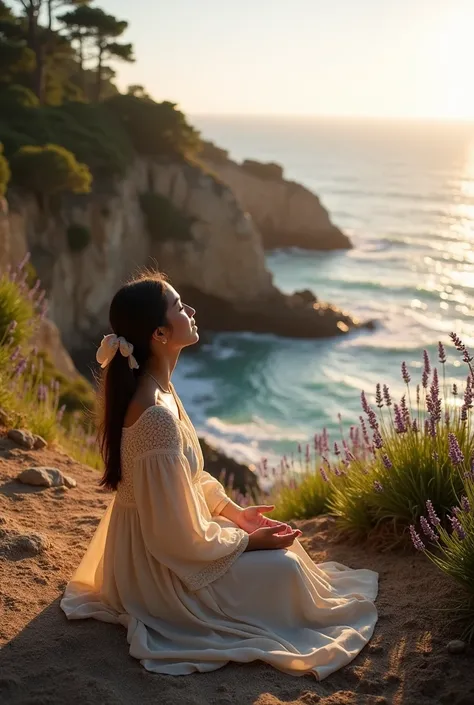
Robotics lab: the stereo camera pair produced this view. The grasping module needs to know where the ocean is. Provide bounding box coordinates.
[173,116,474,468]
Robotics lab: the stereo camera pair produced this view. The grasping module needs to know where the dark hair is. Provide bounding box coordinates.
[98,272,168,490]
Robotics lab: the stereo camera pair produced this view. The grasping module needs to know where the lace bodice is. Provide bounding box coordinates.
[118,405,187,506]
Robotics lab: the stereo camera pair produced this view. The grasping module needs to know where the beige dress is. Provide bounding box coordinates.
[60,390,378,680]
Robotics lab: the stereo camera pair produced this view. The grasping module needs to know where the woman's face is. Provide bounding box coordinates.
[158,284,199,349]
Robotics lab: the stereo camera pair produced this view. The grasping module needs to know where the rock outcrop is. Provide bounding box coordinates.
[2,157,367,352]
[201,143,351,251]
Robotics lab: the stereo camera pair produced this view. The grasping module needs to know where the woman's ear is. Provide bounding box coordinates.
[152,328,168,345]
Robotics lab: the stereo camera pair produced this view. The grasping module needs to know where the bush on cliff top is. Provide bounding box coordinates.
[10,144,92,205]
[106,95,200,159]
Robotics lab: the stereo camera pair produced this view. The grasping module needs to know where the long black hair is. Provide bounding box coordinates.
[98,272,168,490]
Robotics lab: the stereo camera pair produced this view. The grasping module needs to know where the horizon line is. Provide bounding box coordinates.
[189,112,474,124]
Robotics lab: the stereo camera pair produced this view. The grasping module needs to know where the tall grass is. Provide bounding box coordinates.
[0,255,99,464]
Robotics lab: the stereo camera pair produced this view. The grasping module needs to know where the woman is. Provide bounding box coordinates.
[60,272,378,680]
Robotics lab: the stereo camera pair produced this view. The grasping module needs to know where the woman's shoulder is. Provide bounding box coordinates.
[122,404,182,452]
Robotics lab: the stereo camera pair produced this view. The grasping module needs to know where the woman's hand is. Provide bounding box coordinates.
[246,523,302,551]
[234,504,293,535]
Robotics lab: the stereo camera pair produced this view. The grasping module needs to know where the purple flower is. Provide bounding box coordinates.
[10,345,20,362]
[305,444,310,462]
[461,495,471,513]
[373,480,384,493]
[400,394,411,426]
[450,332,466,352]
[461,405,468,422]
[463,348,473,364]
[426,499,441,526]
[13,358,27,378]
[17,252,31,272]
[375,383,383,408]
[361,391,370,415]
[429,369,441,423]
[448,433,464,466]
[382,454,393,469]
[56,404,66,423]
[412,418,419,433]
[453,383,458,396]
[463,378,473,410]
[416,384,420,406]
[401,361,411,384]
[297,444,302,454]
[420,516,439,542]
[422,369,429,389]
[423,349,431,376]
[438,342,447,364]
[373,429,383,449]
[37,384,47,402]
[383,384,392,407]
[320,467,329,482]
[333,442,341,456]
[449,514,466,540]
[359,416,370,446]
[393,404,406,434]
[409,525,425,551]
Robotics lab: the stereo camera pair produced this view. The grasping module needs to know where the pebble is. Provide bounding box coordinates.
[447,639,466,655]
[33,435,47,450]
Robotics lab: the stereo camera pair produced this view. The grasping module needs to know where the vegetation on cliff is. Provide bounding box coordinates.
[0,0,200,214]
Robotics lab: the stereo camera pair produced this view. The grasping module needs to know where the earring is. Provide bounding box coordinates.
[162,339,167,345]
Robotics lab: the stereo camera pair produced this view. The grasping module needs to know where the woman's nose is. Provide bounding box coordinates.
[186,304,196,317]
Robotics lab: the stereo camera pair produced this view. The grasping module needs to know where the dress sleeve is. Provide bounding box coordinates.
[131,406,248,591]
[199,470,231,515]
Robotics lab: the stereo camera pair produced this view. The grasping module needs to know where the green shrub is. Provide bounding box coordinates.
[242,159,284,181]
[139,192,194,242]
[0,142,10,197]
[67,223,91,252]
[0,271,35,346]
[11,143,92,202]
[0,101,133,180]
[106,95,200,158]
[0,84,39,110]
[269,468,333,522]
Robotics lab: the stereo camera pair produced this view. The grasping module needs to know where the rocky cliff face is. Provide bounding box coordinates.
[202,152,351,251]
[1,157,366,354]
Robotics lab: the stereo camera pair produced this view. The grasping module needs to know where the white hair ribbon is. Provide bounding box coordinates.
[96,334,139,370]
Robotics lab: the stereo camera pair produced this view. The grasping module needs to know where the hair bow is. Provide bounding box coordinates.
[96,334,139,370]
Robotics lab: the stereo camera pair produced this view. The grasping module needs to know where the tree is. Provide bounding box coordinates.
[59,6,133,100]
[9,1,44,99]
[10,142,91,208]
[0,1,35,84]
[0,143,11,197]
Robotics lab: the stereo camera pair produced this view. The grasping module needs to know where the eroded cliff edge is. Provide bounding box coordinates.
[1,157,366,353]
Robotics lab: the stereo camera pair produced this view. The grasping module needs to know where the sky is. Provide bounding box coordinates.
[95,0,474,119]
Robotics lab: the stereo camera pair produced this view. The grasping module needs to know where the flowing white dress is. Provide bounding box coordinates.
[60,389,378,680]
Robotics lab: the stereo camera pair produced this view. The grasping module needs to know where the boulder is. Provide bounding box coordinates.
[16,466,77,488]
[7,429,35,450]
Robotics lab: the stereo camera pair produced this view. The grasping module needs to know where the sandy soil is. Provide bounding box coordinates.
[1,429,473,705]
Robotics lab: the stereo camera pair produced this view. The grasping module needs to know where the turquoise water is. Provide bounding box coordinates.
[173,117,474,467]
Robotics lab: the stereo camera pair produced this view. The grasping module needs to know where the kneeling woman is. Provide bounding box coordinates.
[60,272,378,680]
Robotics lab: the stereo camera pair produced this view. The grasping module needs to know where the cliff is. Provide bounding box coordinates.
[1,157,366,353]
[201,143,351,251]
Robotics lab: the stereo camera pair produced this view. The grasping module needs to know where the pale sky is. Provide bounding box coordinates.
[96,0,474,119]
